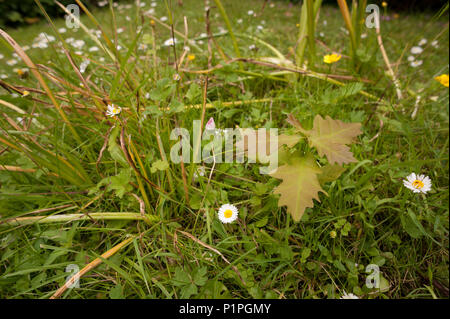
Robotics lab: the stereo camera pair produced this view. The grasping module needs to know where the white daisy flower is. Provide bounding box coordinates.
[151,2,157,7]
[410,46,423,55]
[360,33,367,39]
[247,10,254,15]
[160,16,168,22]
[0,74,8,79]
[0,54,4,60]
[58,27,67,33]
[72,39,85,49]
[269,3,275,8]
[145,8,155,14]
[98,0,108,7]
[89,46,99,52]
[249,44,256,50]
[403,173,432,194]
[418,38,427,46]
[410,60,423,68]
[407,55,415,62]
[106,104,122,117]
[117,27,124,34]
[218,204,239,224]
[237,18,243,24]
[431,40,439,48]
[163,38,177,46]
[340,291,359,299]
[6,59,17,66]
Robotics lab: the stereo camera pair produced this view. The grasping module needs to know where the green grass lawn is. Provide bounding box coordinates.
[0,0,448,299]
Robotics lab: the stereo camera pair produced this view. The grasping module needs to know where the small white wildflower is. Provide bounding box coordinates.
[418,38,427,46]
[58,27,67,33]
[0,54,3,60]
[6,59,17,66]
[117,27,124,34]
[163,38,178,46]
[403,173,432,194]
[249,44,256,50]
[410,46,423,55]
[160,16,168,22]
[89,46,99,52]
[340,292,359,299]
[218,204,239,224]
[407,55,415,62]
[247,10,254,15]
[410,60,423,68]
[106,104,122,117]
[193,166,206,180]
[71,39,85,49]
[431,40,439,48]
[98,0,108,7]
[361,33,367,39]
[151,2,157,7]
[237,18,243,24]
[80,60,90,73]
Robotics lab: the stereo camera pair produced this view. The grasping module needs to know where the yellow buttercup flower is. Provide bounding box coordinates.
[323,53,342,64]
[435,74,449,87]
[22,90,30,97]
[330,230,337,239]
[187,54,195,61]
[382,2,388,7]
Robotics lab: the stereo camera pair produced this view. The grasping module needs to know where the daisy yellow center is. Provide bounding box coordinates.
[412,180,424,189]
[223,209,233,219]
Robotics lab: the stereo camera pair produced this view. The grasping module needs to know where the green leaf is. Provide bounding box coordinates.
[150,159,169,173]
[185,83,201,102]
[320,83,364,105]
[108,126,128,167]
[107,168,133,198]
[148,78,176,101]
[172,267,191,286]
[269,155,326,221]
[400,210,424,239]
[181,283,197,298]
[193,267,208,286]
[109,284,124,299]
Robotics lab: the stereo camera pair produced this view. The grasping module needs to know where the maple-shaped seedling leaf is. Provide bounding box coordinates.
[269,155,326,222]
[287,114,362,165]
